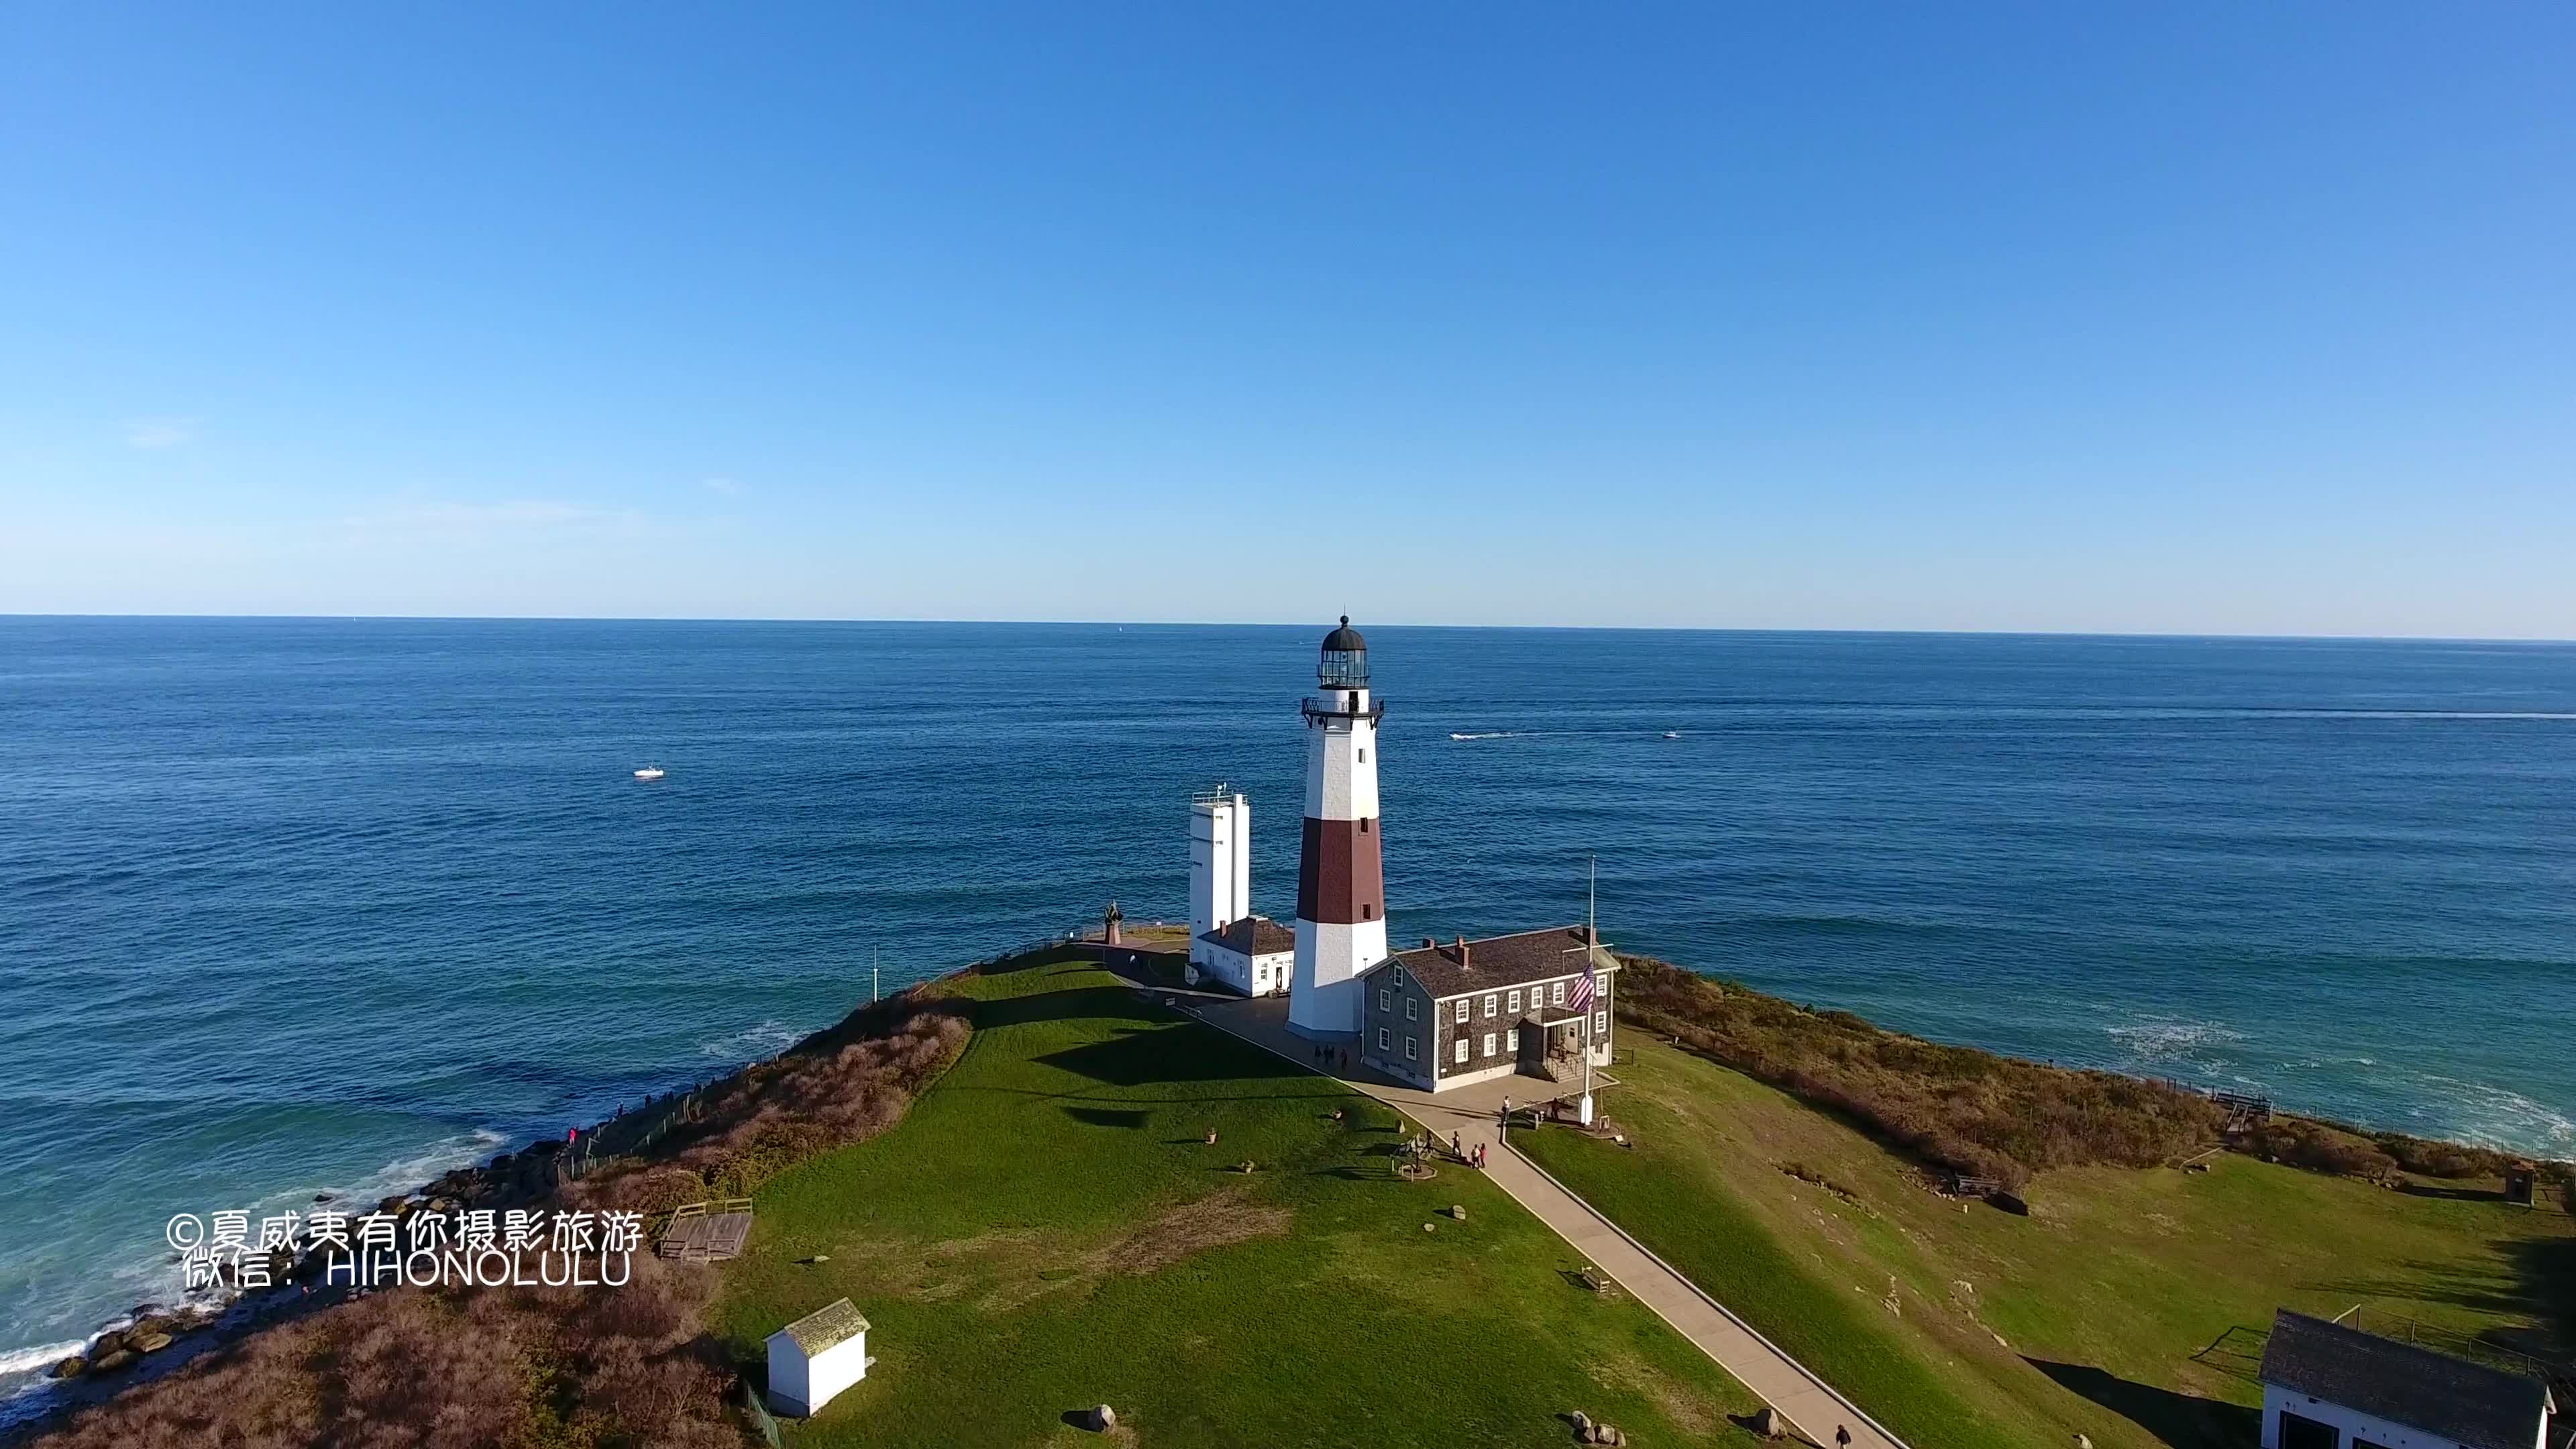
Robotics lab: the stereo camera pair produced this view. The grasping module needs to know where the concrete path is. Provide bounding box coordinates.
[1173,989,1908,1449]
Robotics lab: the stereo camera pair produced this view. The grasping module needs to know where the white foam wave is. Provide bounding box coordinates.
[1448,731,1524,741]
[46,1127,515,1356]
[0,1338,84,1379]
[700,1020,804,1059]
[2413,1076,2576,1154]
[2104,1018,2246,1065]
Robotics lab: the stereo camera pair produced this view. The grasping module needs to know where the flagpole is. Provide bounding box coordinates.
[1582,855,1596,1124]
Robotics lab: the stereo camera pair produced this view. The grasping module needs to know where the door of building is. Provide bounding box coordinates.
[2276,1409,2337,1449]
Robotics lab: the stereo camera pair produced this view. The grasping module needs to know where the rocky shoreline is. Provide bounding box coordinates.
[5,1104,682,1442]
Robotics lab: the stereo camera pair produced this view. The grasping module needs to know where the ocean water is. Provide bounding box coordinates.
[4,619,2574,1394]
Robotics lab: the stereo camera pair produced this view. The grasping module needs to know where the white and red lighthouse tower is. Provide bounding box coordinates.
[1287,617,1387,1038]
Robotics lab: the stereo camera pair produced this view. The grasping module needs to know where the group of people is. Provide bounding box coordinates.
[1447,1130,1489,1170]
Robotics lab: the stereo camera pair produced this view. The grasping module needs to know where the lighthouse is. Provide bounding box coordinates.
[1287,617,1386,1038]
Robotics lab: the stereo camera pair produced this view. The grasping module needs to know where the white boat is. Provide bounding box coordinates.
[1662,731,1682,740]
[633,765,666,782]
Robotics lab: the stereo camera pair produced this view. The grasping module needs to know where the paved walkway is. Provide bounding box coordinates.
[1171,988,1907,1449]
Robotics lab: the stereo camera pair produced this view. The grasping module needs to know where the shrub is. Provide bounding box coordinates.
[2246,1118,2402,1181]
[1614,955,2226,1187]
[2372,1132,2511,1181]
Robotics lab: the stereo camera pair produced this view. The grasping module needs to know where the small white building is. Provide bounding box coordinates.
[1189,788,1251,943]
[767,1297,870,1419]
[2258,1308,2555,1449]
[1192,914,1298,996]
[1186,786,1295,996]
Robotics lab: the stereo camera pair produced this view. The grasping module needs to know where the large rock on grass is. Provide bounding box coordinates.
[1083,1403,1117,1432]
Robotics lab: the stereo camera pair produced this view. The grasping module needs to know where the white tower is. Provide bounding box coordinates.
[1288,617,1386,1038]
[1189,788,1250,943]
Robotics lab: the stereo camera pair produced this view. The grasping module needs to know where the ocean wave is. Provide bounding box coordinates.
[0,1338,83,1380]
[699,1020,805,1059]
[48,1127,515,1366]
[2104,1017,2247,1067]
[2412,1076,2576,1153]
[1447,731,1525,741]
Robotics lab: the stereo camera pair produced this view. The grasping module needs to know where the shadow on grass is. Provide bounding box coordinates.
[1034,1022,1308,1088]
[2400,1181,2505,1203]
[971,983,1165,1032]
[2187,1325,2267,1385]
[2302,1235,2576,1365]
[2027,1358,2260,1448]
[1063,1106,1148,1129]
[974,947,1095,978]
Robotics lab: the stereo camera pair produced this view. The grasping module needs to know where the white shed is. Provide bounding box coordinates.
[2257,1309,2555,1449]
[766,1298,870,1418]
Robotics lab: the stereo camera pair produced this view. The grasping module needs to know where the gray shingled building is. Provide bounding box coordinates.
[1356,927,1617,1093]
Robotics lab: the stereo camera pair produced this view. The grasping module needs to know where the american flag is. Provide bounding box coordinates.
[1569,952,1596,1014]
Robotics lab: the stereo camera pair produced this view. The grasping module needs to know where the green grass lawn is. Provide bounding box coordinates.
[714,952,1769,1447]
[1520,1035,2576,1449]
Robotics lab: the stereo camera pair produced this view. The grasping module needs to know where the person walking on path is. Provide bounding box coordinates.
[1450,1130,1463,1161]
[1835,1427,1851,1448]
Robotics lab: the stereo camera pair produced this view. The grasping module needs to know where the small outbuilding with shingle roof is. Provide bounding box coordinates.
[2257,1308,2555,1449]
[766,1297,871,1418]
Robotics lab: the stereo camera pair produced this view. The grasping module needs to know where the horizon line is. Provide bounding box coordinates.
[5,611,2574,647]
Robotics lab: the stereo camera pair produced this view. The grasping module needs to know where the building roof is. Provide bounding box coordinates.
[771,1297,869,1356]
[1321,615,1367,652]
[2257,1310,2553,1449]
[1201,915,1296,957]
[1368,927,1618,1000]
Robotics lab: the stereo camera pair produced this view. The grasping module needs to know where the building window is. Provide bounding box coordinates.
[1481,1032,1496,1057]
[1405,1034,1417,1061]
[1362,903,1373,919]
[1361,816,1371,833]
[1455,1000,1468,1024]
[1483,994,1497,1018]
[1454,1038,1468,1065]
[1404,998,1417,1021]
[1508,989,1522,1013]
[1358,749,1366,763]
[1506,1027,1519,1053]
[1552,981,1566,1005]
[1378,1026,1390,1051]
[1391,965,1403,985]
[1594,1010,1609,1034]
[1378,988,1391,1012]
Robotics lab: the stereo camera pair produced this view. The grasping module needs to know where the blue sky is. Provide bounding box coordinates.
[3,5,2570,634]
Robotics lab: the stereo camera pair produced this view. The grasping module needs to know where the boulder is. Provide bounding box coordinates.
[1569,1410,1593,1434]
[89,1330,127,1357]
[1084,1403,1117,1432]
[1751,1406,1784,1437]
[132,1331,173,1353]
[1598,1428,1625,1446]
[48,1356,85,1379]
[1450,1204,1467,1220]
[91,1348,138,1373]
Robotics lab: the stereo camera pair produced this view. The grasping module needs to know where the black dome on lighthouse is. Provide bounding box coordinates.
[1318,615,1370,688]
